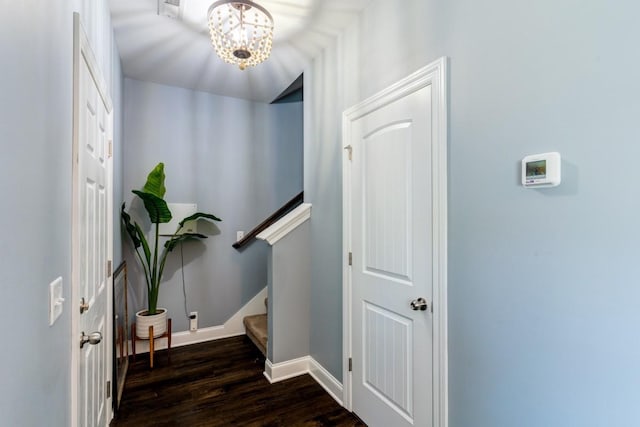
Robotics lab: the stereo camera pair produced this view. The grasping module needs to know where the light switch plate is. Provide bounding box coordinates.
[49,277,64,326]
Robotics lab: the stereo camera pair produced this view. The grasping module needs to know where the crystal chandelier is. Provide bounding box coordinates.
[207,0,274,70]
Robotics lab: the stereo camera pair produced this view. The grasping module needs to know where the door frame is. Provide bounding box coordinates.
[342,57,448,426]
[71,12,114,427]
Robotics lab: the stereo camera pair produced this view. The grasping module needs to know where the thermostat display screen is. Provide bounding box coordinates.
[526,160,546,178]
[521,152,561,187]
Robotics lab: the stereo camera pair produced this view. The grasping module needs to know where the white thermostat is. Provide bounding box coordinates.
[522,152,561,187]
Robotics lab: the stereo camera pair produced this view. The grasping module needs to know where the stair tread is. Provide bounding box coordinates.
[243,314,267,356]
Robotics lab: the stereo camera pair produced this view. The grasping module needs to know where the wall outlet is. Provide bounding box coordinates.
[236,231,245,241]
[189,311,198,331]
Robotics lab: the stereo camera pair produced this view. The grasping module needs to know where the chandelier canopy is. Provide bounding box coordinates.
[207,0,274,70]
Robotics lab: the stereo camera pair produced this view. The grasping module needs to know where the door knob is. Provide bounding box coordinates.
[410,297,428,311]
[79,297,90,314]
[80,331,102,349]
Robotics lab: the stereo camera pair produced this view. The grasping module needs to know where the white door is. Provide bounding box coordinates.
[344,60,448,427]
[72,13,113,427]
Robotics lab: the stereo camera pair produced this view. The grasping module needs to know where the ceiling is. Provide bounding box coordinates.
[109,0,369,103]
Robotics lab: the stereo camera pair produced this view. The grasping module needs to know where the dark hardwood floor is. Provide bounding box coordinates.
[112,336,366,426]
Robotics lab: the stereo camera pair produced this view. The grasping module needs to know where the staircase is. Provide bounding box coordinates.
[241,202,312,365]
[243,298,267,356]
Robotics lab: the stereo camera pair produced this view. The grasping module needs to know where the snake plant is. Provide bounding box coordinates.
[121,162,221,315]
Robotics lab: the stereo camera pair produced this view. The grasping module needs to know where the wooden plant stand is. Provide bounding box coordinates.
[131,318,172,368]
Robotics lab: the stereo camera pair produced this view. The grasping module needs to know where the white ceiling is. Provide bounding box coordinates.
[109,0,369,102]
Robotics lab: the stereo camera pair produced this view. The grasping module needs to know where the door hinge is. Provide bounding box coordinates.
[348,357,353,372]
[107,260,112,277]
[108,140,113,159]
[106,380,111,399]
[79,297,89,314]
[348,252,352,266]
[344,145,352,161]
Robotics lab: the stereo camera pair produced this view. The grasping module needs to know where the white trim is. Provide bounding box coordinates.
[131,324,244,354]
[263,356,310,383]
[262,357,344,407]
[432,57,449,427]
[308,358,344,406]
[256,203,312,246]
[342,57,449,426]
[132,287,267,354]
[342,107,353,410]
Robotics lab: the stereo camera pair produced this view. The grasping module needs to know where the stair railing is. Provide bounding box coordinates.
[232,191,304,250]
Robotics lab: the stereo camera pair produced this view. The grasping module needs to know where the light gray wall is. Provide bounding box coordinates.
[305,43,346,381]
[122,78,303,332]
[306,0,640,425]
[112,33,125,267]
[266,220,311,363]
[0,1,122,425]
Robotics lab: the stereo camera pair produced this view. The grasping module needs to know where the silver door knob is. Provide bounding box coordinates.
[410,297,428,311]
[80,331,102,349]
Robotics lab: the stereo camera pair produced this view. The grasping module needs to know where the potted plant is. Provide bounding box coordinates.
[121,162,221,338]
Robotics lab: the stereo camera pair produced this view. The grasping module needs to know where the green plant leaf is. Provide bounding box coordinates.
[178,212,222,228]
[121,203,141,248]
[142,162,167,199]
[122,162,222,316]
[164,233,208,252]
[134,222,151,265]
[132,190,172,224]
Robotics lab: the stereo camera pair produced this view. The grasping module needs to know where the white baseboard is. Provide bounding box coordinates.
[264,356,311,383]
[308,358,344,406]
[130,287,267,354]
[263,356,343,406]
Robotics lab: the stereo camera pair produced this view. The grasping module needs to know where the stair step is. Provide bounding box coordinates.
[243,313,267,357]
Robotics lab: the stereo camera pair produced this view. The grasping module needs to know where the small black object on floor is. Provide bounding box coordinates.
[112,335,366,426]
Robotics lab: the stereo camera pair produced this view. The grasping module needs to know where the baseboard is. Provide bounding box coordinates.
[262,356,343,406]
[130,287,267,354]
[264,356,310,383]
[308,358,344,406]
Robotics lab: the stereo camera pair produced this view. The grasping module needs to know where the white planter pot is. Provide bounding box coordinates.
[135,308,167,339]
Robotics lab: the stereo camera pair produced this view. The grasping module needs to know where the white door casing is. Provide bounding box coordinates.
[72,13,113,427]
[343,58,448,427]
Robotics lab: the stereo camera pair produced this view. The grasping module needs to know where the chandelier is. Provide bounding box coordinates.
[207,0,274,70]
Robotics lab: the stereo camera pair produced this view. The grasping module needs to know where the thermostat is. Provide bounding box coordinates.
[522,152,561,187]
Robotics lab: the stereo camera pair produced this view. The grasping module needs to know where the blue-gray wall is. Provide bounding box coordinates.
[113,44,125,267]
[0,1,123,425]
[266,220,311,363]
[306,0,640,425]
[122,78,303,332]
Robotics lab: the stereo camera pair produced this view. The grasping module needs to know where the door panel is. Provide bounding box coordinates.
[363,121,412,281]
[73,13,112,427]
[350,85,433,427]
[363,302,412,420]
[79,54,109,427]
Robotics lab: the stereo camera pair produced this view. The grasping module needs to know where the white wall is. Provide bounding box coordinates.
[0,1,123,425]
[306,0,640,425]
[122,78,303,332]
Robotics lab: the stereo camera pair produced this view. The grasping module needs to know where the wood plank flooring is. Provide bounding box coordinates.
[112,336,366,426]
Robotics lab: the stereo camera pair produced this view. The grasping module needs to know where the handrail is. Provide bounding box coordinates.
[233,191,304,250]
